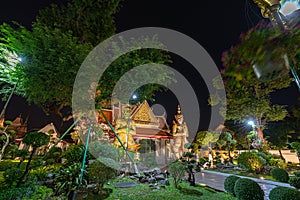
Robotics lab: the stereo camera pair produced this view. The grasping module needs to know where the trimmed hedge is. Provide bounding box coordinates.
[237,152,263,172]
[289,177,300,189]
[269,186,300,200]
[234,178,264,200]
[270,168,289,183]
[224,175,241,196]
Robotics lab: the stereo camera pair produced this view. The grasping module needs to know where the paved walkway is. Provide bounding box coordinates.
[195,170,294,200]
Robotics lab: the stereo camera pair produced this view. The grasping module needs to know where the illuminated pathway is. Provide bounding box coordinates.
[195,170,294,200]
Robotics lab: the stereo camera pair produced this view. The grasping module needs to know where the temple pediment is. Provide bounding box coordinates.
[131,100,158,125]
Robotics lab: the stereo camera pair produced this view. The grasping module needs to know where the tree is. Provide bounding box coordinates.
[216,21,295,141]
[192,131,219,152]
[0,0,174,116]
[216,132,236,163]
[264,121,294,161]
[179,143,201,186]
[17,131,50,186]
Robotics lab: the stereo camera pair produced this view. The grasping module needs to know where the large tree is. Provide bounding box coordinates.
[215,21,299,141]
[0,0,174,116]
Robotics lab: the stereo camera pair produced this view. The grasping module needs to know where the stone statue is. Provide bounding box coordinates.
[113,105,140,152]
[170,105,189,158]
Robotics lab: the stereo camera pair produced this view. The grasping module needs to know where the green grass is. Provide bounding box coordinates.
[0,171,4,183]
[104,177,236,200]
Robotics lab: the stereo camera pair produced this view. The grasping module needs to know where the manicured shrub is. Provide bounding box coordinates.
[237,152,263,172]
[169,161,185,188]
[269,186,300,200]
[270,168,289,183]
[234,178,264,200]
[294,170,300,177]
[87,159,118,191]
[289,177,300,189]
[224,175,241,196]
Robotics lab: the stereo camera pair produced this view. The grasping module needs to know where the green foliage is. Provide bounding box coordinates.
[193,131,219,151]
[44,146,62,164]
[62,144,85,165]
[234,178,264,200]
[294,170,300,177]
[3,167,23,186]
[177,184,203,196]
[53,162,87,195]
[0,160,26,171]
[169,161,186,188]
[237,152,263,172]
[290,142,300,160]
[270,167,289,183]
[269,186,300,200]
[87,160,117,190]
[224,175,241,196]
[30,164,61,181]
[215,22,297,137]
[0,0,174,115]
[179,143,201,186]
[22,131,50,148]
[289,177,300,189]
[0,182,53,200]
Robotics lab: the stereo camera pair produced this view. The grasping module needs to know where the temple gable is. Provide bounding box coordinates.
[131,101,158,125]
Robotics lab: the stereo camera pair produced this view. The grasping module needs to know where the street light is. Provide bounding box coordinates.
[247,120,255,127]
[252,0,300,90]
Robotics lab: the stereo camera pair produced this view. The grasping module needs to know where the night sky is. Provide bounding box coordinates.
[0,0,299,132]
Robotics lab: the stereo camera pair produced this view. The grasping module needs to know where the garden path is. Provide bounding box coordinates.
[195,170,294,200]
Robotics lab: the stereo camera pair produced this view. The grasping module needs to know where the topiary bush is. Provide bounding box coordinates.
[294,171,300,177]
[289,177,300,189]
[237,152,263,172]
[224,175,241,196]
[269,186,300,200]
[270,168,289,183]
[234,178,264,200]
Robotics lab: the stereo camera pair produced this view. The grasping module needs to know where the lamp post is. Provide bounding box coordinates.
[252,0,300,90]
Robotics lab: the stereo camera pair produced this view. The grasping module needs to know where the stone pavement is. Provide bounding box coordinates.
[195,170,294,200]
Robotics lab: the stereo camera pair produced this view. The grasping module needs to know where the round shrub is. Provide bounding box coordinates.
[294,171,300,177]
[289,177,300,189]
[270,168,289,183]
[224,175,241,196]
[269,186,300,200]
[234,178,264,200]
[237,152,263,172]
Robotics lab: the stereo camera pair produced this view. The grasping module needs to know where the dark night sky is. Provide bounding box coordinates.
[0,0,299,132]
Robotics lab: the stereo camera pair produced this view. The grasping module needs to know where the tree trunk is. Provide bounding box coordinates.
[278,149,285,162]
[189,170,195,186]
[256,126,264,142]
[227,143,233,163]
[0,131,9,161]
[17,148,36,187]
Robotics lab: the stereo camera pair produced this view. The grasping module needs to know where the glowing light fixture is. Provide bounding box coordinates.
[132,94,137,100]
[247,120,255,127]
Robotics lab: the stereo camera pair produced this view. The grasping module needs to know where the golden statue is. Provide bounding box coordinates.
[113,105,140,152]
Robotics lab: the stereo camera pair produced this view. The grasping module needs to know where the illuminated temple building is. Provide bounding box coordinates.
[99,100,189,165]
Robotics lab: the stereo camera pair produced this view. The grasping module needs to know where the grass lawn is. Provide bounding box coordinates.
[104,177,236,200]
